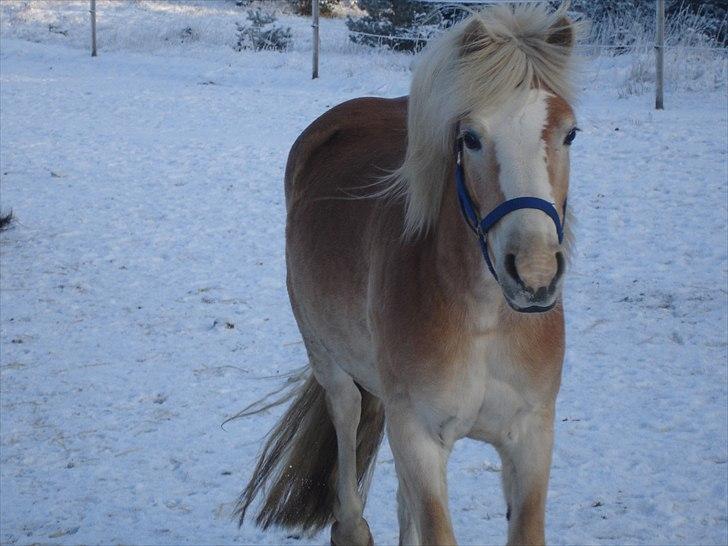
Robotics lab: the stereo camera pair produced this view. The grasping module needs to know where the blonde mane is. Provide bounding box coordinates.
[389,2,578,238]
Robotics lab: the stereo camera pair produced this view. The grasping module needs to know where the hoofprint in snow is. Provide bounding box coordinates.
[0,2,726,545]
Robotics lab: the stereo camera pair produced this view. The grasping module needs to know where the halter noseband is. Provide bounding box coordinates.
[454,137,566,281]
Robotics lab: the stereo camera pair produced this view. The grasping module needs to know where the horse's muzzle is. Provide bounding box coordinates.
[501,251,564,313]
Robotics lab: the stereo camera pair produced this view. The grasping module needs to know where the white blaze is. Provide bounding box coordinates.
[490,89,553,202]
[472,89,557,263]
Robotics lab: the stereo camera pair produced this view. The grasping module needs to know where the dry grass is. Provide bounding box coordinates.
[0,211,14,231]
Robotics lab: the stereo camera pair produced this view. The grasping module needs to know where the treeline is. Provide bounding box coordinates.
[234,0,343,17]
[230,0,726,50]
[569,0,726,45]
[345,0,727,51]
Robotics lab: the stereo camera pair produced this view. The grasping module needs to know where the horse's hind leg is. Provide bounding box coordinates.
[313,362,373,546]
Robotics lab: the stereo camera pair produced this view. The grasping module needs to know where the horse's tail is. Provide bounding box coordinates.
[234,372,385,534]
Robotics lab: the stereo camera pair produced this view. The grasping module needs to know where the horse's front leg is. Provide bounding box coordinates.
[397,481,419,546]
[497,408,555,546]
[387,404,456,546]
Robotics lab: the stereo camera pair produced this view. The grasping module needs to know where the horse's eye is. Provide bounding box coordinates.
[463,131,482,151]
[564,127,579,146]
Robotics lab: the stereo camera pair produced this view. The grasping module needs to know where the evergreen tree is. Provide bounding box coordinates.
[346,0,434,51]
[289,0,340,17]
[234,9,293,52]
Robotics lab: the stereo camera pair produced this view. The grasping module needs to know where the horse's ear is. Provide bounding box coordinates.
[460,19,487,57]
[547,16,574,52]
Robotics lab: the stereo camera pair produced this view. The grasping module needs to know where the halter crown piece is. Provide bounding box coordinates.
[454,137,566,281]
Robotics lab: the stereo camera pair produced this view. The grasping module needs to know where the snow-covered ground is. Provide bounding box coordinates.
[1,2,726,545]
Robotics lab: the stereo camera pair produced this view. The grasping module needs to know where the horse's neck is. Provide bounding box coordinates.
[429,176,504,328]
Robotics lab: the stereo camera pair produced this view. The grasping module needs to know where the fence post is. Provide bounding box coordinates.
[655,0,664,109]
[90,0,97,57]
[312,0,319,79]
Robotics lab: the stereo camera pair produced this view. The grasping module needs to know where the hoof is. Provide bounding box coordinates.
[331,519,373,546]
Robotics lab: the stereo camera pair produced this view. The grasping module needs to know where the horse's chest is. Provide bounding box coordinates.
[439,340,539,446]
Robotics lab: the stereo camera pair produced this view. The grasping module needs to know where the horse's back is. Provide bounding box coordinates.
[284,96,408,207]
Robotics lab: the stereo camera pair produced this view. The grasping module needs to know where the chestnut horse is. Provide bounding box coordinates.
[237,4,578,545]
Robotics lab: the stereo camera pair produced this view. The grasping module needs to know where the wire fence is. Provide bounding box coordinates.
[3,0,725,106]
[342,0,727,108]
[346,29,727,54]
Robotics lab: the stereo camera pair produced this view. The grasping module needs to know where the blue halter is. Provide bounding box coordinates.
[454,140,566,281]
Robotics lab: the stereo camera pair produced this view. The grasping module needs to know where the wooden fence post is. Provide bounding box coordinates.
[90,0,97,57]
[655,0,664,109]
[312,0,319,79]
[311,0,319,80]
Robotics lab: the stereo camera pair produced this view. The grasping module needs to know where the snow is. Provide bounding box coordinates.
[1,2,726,545]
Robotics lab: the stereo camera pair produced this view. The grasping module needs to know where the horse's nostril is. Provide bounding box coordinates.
[504,253,526,289]
[549,251,565,292]
[555,251,565,272]
[505,253,517,277]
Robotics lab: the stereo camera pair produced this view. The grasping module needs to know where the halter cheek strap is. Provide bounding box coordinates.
[455,144,566,281]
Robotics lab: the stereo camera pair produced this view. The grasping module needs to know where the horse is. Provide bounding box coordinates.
[236,4,578,545]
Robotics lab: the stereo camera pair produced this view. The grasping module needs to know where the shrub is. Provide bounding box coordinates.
[234,9,293,52]
[565,1,728,96]
[565,0,727,47]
